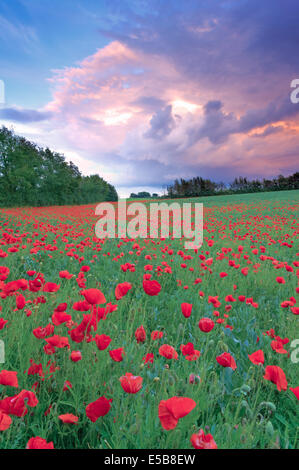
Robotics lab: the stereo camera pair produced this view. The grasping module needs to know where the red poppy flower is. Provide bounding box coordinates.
[119,373,143,394]
[43,282,60,293]
[63,380,72,392]
[80,265,90,272]
[0,266,9,281]
[143,353,154,365]
[289,386,299,400]
[271,340,288,354]
[186,351,201,361]
[263,366,288,391]
[0,318,8,330]
[0,410,12,431]
[219,272,228,278]
[109,348,125,362]
[180,343,195,356]
[181,303,192,318]
[69,327,86,344]
[16,294,26,310]
[208,295,221,307]
[52,310,71,326]
[70,351,82,362]
[216,352,237,370]
[82,288,106,305]
[26,437,54,449]
[115,282,132,300]
[248,350,264,365]
[158,396,196,430]
[72,300,91,311]
[0,389,38,417]
[55,302,68,312]
[45,335,70,349]
[159,344,178,360]
[151,330,163,340]
[135,325,146,343]
[33,324,54,339]
[180,343,201,361]
[59,270,73,279]
[143,280,161,296]
[85,396,112,422]
[0,370,18,388]
[198,318,215,332]
[190,429,217,449]
[26,270,36,277]
[94,334,111,351]
[58,413,79,424]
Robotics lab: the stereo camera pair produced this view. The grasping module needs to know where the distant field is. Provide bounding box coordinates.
[0,190,298,449]
[127,189,299,206]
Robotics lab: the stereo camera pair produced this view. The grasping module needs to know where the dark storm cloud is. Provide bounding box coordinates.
[144,105,176,140]
[188,100,238,145]
[131,95,166,112]
[239,97,299,132]
[188,97,299,145]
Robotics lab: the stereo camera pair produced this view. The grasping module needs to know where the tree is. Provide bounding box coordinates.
[0,126,118,207]
[166,171,299,198]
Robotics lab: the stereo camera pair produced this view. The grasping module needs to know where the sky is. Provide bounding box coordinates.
[0,0,298,198]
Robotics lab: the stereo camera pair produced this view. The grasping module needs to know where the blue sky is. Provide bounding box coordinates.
[0,0,111,107]
[0,0,298,197]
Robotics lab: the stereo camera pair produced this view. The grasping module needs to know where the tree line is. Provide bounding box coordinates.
[166,173,299,198]
[0,126,118,207]
[130,191,159,199]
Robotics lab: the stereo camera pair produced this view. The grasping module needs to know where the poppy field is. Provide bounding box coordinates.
[0,189,298,450]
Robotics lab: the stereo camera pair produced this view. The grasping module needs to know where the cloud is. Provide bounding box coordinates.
[0,107,52,123]
[187,97,299,145]
[131,95,166,112]
[239,98,299,132]
[144,105,176,140]
[187,100,238,145]
[250,125,284,138]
